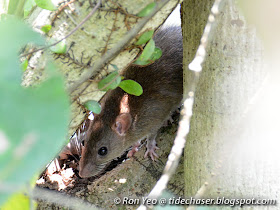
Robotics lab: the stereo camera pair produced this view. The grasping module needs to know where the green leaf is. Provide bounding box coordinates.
[150,47,162,61]
[2,192,30,210]
[49,39,66,54]
[119,80,143,96]
[24,0,36,17]
[0,18,44,83]
[98,71,121,91]
[137,2,156,17]
[134,39,155,65]
[84,100,101,114]
[0,18,69,206]
[133,59,150,66]
[41,24,52,33]
[135,30,154,45]
[35,0,57,11]
[134,45,162,66]
[0,76,70,205]
[21,59,28,72]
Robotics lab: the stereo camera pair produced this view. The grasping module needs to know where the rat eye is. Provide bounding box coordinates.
[98,147,108,156]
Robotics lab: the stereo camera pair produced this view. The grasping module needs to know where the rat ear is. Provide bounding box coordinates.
[113,113,132,136]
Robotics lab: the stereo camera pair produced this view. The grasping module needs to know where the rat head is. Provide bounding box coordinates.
[79,94,134,178]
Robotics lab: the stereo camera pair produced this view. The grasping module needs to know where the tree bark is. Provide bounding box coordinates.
[182,0,279,206]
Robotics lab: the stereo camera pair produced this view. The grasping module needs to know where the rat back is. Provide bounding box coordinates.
[124,26,183,140]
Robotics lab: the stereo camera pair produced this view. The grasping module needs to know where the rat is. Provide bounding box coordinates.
[79,26,183,178]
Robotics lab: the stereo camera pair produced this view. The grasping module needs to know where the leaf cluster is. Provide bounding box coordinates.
[0,17,69,209]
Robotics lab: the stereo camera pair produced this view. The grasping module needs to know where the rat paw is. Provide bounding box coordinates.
[144,137,159,161]
[144,146,159,161]
[163,115,174,127]
[127,140,141,157]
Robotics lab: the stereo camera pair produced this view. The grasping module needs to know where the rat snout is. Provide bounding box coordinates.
[79,149,98,178]
[79,161,97,178]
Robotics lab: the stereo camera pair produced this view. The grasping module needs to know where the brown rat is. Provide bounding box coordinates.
[79,26,183,178]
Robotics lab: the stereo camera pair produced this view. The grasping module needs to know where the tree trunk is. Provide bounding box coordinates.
[182,0,279,207]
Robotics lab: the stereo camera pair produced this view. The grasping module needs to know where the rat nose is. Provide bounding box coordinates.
[79,162,94,178]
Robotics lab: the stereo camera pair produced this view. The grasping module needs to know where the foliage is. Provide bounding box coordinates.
[137,2,156,17]
[134,39,162,65]
[84,100,101,114]
[97,71,143,96]
[90,70,144,113]
[20,59,28,72]
[49,38,67,54]
[0,17,70,207]
[2,192,33,210]
[98,70,122,91]
[135,39,155,63]
[34,0,57,11]
[135,30,154,45]
[41,24,52,33]
[93,27,162,113]
[119,80,143,96]
[150,47,162,61]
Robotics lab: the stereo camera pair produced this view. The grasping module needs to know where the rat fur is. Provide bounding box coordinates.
[79,26,183,178]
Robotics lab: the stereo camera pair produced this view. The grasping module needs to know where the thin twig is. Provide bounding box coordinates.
[51,0,77,24]
[137,0,225,209]
[101,10,118,55]
[20,0,102,58]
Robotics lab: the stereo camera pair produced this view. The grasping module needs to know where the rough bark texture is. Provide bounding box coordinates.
[182,0,278,207]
